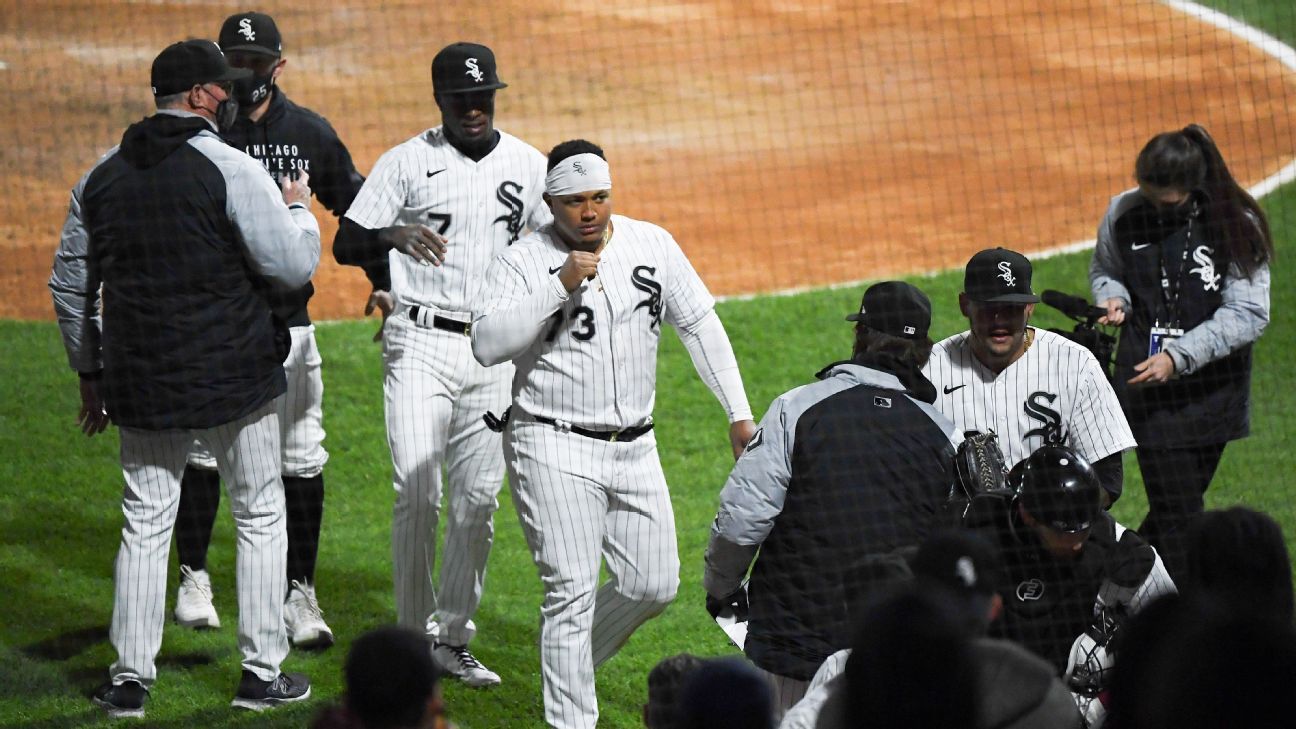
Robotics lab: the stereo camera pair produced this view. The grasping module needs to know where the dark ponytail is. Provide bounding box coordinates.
[1137,125,1273,276]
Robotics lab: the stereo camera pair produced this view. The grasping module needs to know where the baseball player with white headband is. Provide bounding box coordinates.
[472,139,757,729]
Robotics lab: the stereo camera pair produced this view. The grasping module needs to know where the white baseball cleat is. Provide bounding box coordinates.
[431,642,501,687]
[174,565,220,629]
[285,580,334,649]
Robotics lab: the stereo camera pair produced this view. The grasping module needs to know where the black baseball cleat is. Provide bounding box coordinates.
[92,679,147,719]
[230,670,311,711]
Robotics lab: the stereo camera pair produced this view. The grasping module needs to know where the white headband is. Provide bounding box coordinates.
[545,153,612,196]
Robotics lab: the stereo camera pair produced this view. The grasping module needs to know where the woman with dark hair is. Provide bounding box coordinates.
[1089,124,1273,577]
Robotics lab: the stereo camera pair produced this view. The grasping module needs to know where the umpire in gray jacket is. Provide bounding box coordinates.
[50,39,319,718]
[703,281,961,719]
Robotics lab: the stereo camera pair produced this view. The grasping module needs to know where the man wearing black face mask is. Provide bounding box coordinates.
[166,11,367,653]
[332,41,552,688]
[50,38,319,716]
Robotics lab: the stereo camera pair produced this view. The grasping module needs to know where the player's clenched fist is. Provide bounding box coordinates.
[381,224,447,266]
[557,251,600,292]
[280,170,312,207]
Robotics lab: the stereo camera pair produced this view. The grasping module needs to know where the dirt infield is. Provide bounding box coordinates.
[2,0,1293,321]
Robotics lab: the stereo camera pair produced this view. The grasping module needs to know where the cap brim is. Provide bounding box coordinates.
[969,293,1040,304]
[214,66,254,82]
[845,313,864,322]
[438,81,508,94]
[220,44,280,57]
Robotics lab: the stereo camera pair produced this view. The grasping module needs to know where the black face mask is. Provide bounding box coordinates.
[214,96,240,132]
[233,72,274,109]
[1154,196,1197,227]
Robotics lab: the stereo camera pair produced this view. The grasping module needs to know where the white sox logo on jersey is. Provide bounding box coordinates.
[998,261,1016,286]
[238,18,256,41]
[1189,245,1221,291]
[494,181,525,243]
[631,266,663,328]
[1024,391,1066,444]
[1017,578,1045,601]
[465,58,484,83]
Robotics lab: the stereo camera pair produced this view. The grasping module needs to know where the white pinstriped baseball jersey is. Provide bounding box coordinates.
[344,127,550,313]
[476,214,716,430]
[923,328,1136,468]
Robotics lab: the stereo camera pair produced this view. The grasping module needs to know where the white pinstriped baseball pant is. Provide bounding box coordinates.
[505,417,680,729]
[188,324,328,476]
[754,667,811,723]
[383,311,511,645]
[110,400,288,687]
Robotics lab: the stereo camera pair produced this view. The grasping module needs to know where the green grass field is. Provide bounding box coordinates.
[3,2,1293,727]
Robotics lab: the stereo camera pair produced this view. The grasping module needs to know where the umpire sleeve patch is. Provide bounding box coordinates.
[744,428,764,452]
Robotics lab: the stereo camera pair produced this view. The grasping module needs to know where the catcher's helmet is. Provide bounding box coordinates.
[1010,445,1102,533]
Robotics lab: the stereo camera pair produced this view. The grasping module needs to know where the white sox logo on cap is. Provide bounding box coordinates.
[465,58,484,83]
[238,18,255,41]
[998,261,1016,286]
[955,556,976,587]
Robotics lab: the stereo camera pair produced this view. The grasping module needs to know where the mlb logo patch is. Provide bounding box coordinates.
[874,396,892,408]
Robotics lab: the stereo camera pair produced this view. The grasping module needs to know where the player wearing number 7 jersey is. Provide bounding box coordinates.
[332,42,550,686]
[472,140,757,729]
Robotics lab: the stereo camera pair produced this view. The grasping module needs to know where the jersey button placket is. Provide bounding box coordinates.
[602,267,627,425]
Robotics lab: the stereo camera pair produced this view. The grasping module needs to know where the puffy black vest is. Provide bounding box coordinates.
[745,369,955,681]
[82,118,286,429]
[1109,201,1252,447]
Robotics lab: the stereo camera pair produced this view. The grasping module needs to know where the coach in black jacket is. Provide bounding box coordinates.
[49,39,319,716]
[703,281,961,719]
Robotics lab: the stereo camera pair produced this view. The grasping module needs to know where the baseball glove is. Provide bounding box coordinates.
[949,431,1013,525]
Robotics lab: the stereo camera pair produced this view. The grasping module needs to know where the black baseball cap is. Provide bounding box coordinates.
[846,280,931,340]
[912,529,1003,598]
[219,12,282,57]
[432,42,507,95]
[150,39,251,97]
[963,247,1040,304]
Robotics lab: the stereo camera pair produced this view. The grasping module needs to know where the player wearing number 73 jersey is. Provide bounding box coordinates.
[472,140,756,729]
[333,42,550,686]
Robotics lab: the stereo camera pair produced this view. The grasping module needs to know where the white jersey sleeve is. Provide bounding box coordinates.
[343,143,410,229]
[1068,356,1137,463]
[661,234,716,329]
[472,240,569,366]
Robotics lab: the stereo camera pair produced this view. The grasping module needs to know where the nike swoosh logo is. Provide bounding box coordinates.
[549,265,563,275]
[1131,242,1153,251]
[427,169,445,178]
[943,384,967,395]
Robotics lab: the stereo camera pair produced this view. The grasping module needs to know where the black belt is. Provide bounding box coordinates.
[408,306,471,336]
[533,415,654,443]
